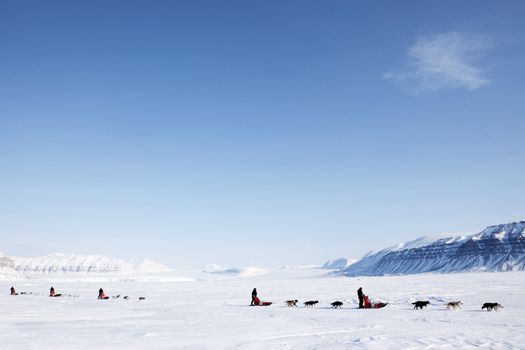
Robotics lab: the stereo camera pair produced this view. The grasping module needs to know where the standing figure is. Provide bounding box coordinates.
[251,288,257,306]
[10,286,18,295]
[357,287,365,309]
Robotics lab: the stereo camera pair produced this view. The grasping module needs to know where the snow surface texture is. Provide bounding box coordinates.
[203,264,267,277]
[11,253,171,275]
[344,221,525,276]
[1,268,524,349]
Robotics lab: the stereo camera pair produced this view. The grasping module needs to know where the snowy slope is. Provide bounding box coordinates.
[343,221,525,276]
[12,253,171,275]
[135,258,172,274]
[0,254,14,269]
[0,253,21,281]
[321,257,356,270]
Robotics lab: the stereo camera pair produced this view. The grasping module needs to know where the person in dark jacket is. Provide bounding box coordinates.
[251,288,257,306]
[357,287,365,308]
[10,286,17,295]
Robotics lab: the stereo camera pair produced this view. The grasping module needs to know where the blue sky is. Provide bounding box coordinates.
[1,1,524,267]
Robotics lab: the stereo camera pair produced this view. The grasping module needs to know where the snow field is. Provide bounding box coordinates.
[1,269,524,349]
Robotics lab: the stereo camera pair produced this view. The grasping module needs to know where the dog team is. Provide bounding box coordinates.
[9,286,146,301]
[8,285,503,311]
[253,286,504,311]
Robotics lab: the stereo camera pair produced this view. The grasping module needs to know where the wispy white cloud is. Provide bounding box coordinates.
[384,32,493,93]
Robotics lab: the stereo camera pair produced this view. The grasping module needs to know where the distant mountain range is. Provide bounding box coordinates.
[0,252,171,275]
[335,221,525,276]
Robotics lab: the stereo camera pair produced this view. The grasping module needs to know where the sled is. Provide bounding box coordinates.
[252,297,272,306]
[369,302,388,309]
[363,295,387,309]
[252,302,272,306]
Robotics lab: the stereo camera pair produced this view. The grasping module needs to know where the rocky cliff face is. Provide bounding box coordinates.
[343,221,525,276]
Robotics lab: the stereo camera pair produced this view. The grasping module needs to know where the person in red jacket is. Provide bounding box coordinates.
[98,288,109,299]
[49,286,62,297]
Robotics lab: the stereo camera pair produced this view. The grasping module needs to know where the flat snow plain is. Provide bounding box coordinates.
[1,268,524,349]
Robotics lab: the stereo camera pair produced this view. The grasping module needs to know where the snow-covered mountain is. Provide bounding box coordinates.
[0,253,22,281]
[135,258,172,274]
[343,221,525,276]
[12,253,171,275]
[0,254,14,269]
[321,257,356,270]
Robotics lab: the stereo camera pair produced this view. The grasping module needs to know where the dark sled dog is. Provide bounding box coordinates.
[304,300,319,308]
[481,303,503,311]
[331,301,343,308]
[412,301,430,310]
[286,300,298,307]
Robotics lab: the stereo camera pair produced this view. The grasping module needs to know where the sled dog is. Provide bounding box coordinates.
[412,301,430,310]
[286,300,298,307]
[331,301,343,308]
[481,303,503,311]
[446,301,463,310]
[304,300,319,307]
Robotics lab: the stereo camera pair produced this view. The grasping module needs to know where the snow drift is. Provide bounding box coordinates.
[343,221,525,276]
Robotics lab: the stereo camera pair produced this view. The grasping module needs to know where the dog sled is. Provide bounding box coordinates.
[362,295,387,309]
[252,297,272,306]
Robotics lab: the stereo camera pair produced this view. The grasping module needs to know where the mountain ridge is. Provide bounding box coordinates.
[342,221,525,276]
[10,253,171,275]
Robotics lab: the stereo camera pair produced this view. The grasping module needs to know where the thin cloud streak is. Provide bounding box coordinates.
[385,32,493,93]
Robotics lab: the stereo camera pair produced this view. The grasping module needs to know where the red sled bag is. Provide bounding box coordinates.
[363,295,387,309]
[364,295,372,308]
[253,297,272,306]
